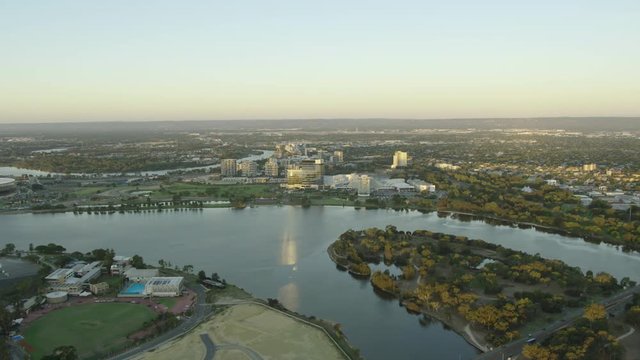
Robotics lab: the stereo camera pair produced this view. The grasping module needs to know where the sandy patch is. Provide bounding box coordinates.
[137,331,205,360]
[136,303,345,360]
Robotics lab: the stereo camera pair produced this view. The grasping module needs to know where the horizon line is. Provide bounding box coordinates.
[2,115,640,126]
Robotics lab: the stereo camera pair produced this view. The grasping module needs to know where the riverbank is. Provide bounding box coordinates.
[3,203,630,255]
[437,209,639,253]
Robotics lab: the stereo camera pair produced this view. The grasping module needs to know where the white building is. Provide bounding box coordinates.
[435,163,460,170]
[124,268,160,282]
[238,160,258,177]
[286,159,324,189]
[264,157,279,177]
[358,175,371,197]
[391,151,408,169]
[333,150,344,163]
[407,179,436,193]
[221,159,237,177]
[45,268,76,284]
[144,277,184,297]
[111,256,132,275]
[46,262,102,295]
[376,178,415,193]
[76,261,102,277]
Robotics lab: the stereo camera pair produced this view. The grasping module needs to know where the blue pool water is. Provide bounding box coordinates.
[120,282,145,295]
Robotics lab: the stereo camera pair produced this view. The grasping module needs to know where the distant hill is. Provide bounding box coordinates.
[0,117,638,135]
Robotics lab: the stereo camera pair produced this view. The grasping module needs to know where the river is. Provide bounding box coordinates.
[0,150,274,177]
[2,206,639,360]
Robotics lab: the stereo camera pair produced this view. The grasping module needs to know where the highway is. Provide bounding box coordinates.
[475,285,640,360]
[109,284,211,360]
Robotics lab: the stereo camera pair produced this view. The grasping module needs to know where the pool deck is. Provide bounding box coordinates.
[119,283,147,297]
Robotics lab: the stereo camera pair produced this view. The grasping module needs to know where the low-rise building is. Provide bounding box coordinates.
[407,179,436,193]
[124,268,160,282]
[144,277,184,297]
[90,282,110,295]
[46,262,102,295]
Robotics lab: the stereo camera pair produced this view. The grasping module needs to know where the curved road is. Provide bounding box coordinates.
[109,284,210,360]
[476,285,640,360]
[200,333,263,360]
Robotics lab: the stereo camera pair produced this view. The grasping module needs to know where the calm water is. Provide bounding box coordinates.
[2,207,640,360]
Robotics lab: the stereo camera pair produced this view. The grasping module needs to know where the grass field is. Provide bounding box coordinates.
[156,297,177,309]
[149,183,277,200]
[72,186,112,197]
[310,197,354,206]
[24,303,156,359]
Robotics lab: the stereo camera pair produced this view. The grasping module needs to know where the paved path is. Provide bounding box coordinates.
[198,333,263,360]
[199,334,216,360]
[216,343,263,360]
[476,285,640,360]
[617,326,636,341]
[109,285,210,360]
[464,324,489,352]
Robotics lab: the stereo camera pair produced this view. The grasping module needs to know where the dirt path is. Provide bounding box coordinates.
[617,326,636,341]
[464,324,490,352]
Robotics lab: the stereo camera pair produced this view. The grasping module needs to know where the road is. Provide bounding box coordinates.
[200,334,216,360]
[199,333,264,360]
[476,285,640,360]
[109,284,210,360]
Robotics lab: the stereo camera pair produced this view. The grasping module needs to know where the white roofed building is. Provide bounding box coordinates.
[144,277,184,297]
[124,268,160,282]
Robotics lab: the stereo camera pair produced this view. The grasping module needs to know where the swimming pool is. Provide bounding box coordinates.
[120,282,145,295]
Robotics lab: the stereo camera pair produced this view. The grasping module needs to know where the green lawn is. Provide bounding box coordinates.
[150,183,277,200]
[72,186,111,197]
[24,303,156,359]
[310,197,354,206]
[156,297,177,309]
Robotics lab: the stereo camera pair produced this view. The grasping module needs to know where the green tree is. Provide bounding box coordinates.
[41,345,78,360]
[197,270,207,281]
[102,249,115,269]
[1,243,15,256]
[131,255,145,269]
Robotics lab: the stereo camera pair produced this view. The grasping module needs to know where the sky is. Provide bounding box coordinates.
[1,0,639,123]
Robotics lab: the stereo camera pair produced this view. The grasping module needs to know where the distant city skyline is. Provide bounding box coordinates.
[1,0,639,123]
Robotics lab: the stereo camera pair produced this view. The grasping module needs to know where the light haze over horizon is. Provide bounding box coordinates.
[1,0,639,124]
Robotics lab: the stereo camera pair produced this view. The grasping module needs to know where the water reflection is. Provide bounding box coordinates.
[278,282,300,311]
[278,226,299,311]
[280,233,298,266]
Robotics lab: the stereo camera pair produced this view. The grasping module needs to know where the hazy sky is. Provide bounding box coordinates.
[1,0,639,123]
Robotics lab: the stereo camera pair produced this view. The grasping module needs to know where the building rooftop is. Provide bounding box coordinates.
[146,277,183,287]
[124,268,160,278]
[45,268,74,281]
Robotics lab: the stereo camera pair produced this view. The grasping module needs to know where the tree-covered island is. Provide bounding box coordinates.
[328,226,634,355]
